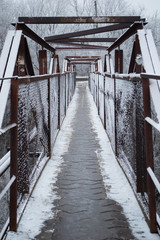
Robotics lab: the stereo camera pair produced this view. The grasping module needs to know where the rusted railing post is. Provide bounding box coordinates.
[115,49,123,73]
[114,76,117,156]
[10,77,18,231]
[142,77,157,233]
[58,74,61,129]
[104,76,106,130]
[39,50,47,75]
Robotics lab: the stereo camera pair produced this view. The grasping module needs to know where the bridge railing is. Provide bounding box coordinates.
[0,72,75,238]
[89,71,160,233]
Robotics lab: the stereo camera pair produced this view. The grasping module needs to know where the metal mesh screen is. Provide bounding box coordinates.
[89,73,146,195]
[59,75,66,125]
[50,76,59,151]
[17,79,49,195]
[98,75,104,125]
[16,73,75,197]
[116,79,137,175]
[104,76,115,150]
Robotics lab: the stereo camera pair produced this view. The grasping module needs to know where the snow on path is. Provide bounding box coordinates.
[6,82,160,240]
[87,85,160,240]
[6,87,79,240]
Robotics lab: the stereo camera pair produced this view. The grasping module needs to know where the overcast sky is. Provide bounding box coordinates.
[129,0,160,16]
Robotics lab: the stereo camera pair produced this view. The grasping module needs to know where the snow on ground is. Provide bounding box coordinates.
[5,87,79,240]
[5,82,160,240]
[86,85,160,240]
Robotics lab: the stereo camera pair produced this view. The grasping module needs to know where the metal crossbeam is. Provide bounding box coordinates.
[51,37,117,43]
[45,23,131,41]
[13,23,55,52]
[108,22,145,52]
[18,16,144,24]
[51,41,107,49]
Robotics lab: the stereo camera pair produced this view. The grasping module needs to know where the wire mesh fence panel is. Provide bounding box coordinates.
[50,76,59,152]
[18,79,49,196]
[99,75,104,125]
[95,74,99,108]
[104,76,115,150]
[66,74,69,109]
[115,79,137,177]
[59,75,66,126]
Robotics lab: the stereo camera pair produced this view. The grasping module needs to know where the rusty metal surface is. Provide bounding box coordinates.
[14,23,55,53]
[18,16,143,24]
[45,23,131,42]
[54,37,117,43]
[108,22,145,52]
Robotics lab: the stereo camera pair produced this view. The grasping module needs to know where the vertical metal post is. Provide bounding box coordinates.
[135,35,146,194]
[17,35,29,194]
[142,78,157,233]
[39,50,47,75]
[115,49,123,73]
[10,78,18,231]
[104,76,106,130]
[119,50,123,73]
[48,76,51,158]
[58,74,61,129]
[114,76,117,156]
[115,50,119,73]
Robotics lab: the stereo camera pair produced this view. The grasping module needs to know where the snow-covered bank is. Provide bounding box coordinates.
[87,85,160,240]
[5,87,79,240]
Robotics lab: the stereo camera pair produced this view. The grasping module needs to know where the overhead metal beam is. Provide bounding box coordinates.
[66,56,101,59]
[45,23,131,41]
[18,16,144,24]
[55,47,107,50]
[66,58,100,61]
[69,62,94,64]
[52,41,107,49]
[51,37,117,43]
[108,22,145,52]
[12,23,55,52]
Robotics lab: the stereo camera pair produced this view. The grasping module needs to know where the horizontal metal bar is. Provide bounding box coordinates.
[66,55,101,59]
[18,16,143,24]
[52,41,108,49]
[70,62,93,64]
[53,37,117,43]
[18,72,72,83]
[56,47,107,50]
[68,58,99,61]
[0,175,16,201]
[104,72,141,80]
[147,167,160,194]
[45,23,131,41]
[0,123,17,135]
[145,117,160,132]
[12,23,55,52]
[141,73,160,80]
[108,22,145,52]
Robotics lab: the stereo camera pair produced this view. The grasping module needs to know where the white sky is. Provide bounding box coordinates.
[129,0,160,16]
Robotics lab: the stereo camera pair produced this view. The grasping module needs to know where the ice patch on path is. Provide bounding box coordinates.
[87,86,160,240]
[6,88,79,240]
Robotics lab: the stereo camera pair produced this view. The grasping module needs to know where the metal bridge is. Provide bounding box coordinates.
[0,16,160,239]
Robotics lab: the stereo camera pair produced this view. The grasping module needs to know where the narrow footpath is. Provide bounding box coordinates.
[37,82,134,240]
[6,82,160,240]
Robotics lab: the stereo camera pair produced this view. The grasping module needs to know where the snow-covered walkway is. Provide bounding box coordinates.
[6,82,160,240]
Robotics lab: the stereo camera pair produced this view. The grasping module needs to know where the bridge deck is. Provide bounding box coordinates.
[6,82,159,240]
